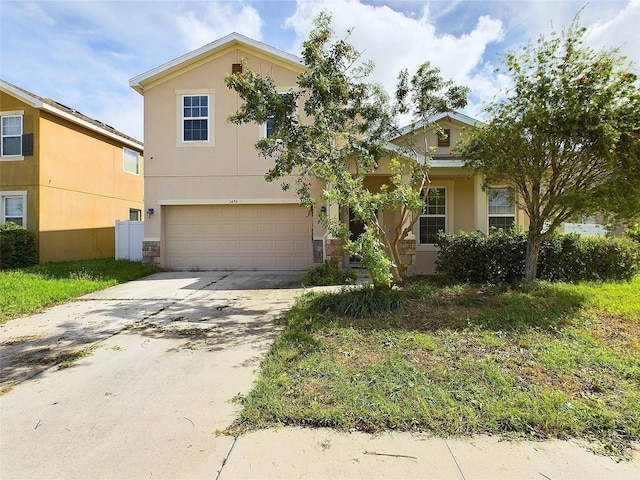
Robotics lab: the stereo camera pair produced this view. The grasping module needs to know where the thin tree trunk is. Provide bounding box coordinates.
[524,233,542,281]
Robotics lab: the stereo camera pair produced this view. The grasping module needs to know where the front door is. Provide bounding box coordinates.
[348,209,366,265]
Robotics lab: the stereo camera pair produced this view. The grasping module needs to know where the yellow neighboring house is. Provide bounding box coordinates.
[130,34,527,274]
[0,79,144,263]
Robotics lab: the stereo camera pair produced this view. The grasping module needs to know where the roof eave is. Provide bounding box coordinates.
[0,81,44,108]
[40,103,143,150]
[129,32,304,94]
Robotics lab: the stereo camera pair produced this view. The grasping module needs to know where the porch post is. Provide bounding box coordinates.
[474,174,488,234]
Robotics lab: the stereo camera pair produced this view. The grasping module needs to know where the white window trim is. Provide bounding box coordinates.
[1,111,25,160]
[123,147,140,175]
[487,187,516,229]
[416,181,455,251]
[176,89,215,148]
[1,190,27,227]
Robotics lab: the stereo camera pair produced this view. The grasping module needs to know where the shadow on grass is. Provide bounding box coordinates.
[290,279,589,335]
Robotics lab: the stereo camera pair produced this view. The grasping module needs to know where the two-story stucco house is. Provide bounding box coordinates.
[0,79,144,263]
[130,34,527,274]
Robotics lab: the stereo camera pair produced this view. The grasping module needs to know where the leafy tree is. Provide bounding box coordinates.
[226,12,467,288]
[458,17,640,281]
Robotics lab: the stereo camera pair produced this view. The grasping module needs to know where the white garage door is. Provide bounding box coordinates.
[164,204,313,270]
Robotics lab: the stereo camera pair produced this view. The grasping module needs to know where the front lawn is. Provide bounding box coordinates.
[0,259,160,323]
[231,276,640,458]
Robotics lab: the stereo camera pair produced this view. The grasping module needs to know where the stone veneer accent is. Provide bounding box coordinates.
[142,240,161,266]
[321,237,416,271]
[313,240,324,264]
[399,238,416,272]
[325,238,343,265]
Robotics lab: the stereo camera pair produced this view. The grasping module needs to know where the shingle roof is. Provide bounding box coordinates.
[0,78,143,150]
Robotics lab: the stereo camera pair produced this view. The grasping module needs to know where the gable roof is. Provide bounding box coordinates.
[130,32,304,94]
[0,79,143,150]
[385,111,483,167]
[394,111,482,139]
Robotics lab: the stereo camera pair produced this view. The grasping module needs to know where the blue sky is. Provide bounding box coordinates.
[1,0,638,141]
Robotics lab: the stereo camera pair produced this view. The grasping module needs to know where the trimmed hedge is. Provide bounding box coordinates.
[435,230,639,283]
[0,223,38,269]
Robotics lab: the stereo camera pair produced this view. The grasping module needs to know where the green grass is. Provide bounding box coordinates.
[232,275,640,458]
[0,259,160,323]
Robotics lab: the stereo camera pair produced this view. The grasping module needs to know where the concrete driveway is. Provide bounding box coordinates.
[3,271,639,480]
[0,271,304,480]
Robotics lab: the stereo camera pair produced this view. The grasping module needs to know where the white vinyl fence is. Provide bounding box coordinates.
[562,222,607,237]
[115,220,144,261]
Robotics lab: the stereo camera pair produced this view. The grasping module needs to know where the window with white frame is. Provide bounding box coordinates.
[1,192,26,226]
[419,187,446,244]
[182,95,209,142]
[1,114,23,157]
[488,187,515,230]
[123,147,140,175]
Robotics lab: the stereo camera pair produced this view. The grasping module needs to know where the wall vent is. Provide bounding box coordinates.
[232,63,243,74]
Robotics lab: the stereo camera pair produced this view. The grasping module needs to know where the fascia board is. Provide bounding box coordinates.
[0,81,44,108]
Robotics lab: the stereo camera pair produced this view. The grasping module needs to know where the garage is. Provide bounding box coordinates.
[163,204,313,270]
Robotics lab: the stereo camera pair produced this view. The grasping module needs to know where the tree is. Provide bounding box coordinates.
[226,13,467,288]
[458,17,640,281]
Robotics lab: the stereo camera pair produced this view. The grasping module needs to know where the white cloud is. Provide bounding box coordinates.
[587,0,640,66]
[176,2,264,51]
[1,0,636,142]
[285,0,504,125]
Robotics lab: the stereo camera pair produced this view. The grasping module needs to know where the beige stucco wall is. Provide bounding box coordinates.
[141,44,323,244]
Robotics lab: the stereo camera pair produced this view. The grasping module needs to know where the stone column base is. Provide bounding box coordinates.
[142,240,161,266]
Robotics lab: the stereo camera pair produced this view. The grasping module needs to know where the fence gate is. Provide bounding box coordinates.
[115,220,144,261]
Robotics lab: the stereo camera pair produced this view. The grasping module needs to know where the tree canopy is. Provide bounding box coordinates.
[226,12,467,288]
[458,16,640,281]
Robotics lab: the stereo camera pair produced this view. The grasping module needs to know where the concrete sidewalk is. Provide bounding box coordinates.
[1,271,638,479]
[218,427,640,479]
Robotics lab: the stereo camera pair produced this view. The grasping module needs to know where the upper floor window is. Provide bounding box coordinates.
[263,92,295,139]
[1,115,22,157]
[123,147,140,175]
[488,187,515,230]
[1,192,26,226]
[419,187,446,244]
[182,95,209,142]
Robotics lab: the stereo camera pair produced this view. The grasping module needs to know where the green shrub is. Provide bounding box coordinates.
[302,261,357,286]
[436,230,639,283]
[305,285,406,318]
[625,223,640,243]
[435,230,526,283]
[0,223,38,269]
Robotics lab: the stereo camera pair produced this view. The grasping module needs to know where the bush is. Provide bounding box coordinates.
[436,230,639,283]
[435,230,526,283]
[305,285,406,318]
[302,261,357,286]
[625,224,640,243]
[0,223,38,269]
